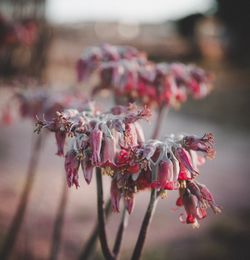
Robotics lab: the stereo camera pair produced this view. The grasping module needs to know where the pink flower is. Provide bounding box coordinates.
[179,180,221,226]
[101,134,117,167]
[174,147,198,178]
[64,149,80,188]
[151,158,179,190]
[183,133,215,159]
[182,189,200,224]
[90,127,103,165]
[81,159,94,184]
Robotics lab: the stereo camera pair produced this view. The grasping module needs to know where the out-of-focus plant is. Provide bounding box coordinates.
[0,89,92,260]
[76,44,213,138]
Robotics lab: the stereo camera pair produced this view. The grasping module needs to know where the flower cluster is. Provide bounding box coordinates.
[36,103,220,227]
[1,88,91,125]
[77,44,213,109]
[110,133,220,226]
[35,104,151,185]
[76,44,147,82]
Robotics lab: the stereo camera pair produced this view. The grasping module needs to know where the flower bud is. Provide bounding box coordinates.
[101,134,117,167]
[90,127,103,165]
[174,147,198,178]
[81,160,93,184]
[65,149,80,188]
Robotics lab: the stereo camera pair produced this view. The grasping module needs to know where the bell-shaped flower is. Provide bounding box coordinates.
[101,133,117,167]
[183,133,215,159]
[174,147,198,178]
[81,159,94,184]
[64,149,80,188]
[90,126,103,165]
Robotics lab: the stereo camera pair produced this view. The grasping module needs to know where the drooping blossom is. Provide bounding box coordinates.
[36,104,150,188]
[109,133,219,227]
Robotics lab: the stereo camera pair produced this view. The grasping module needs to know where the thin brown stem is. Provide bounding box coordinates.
[112,206,129,258]
[49,182,69,260]
[0,134,44,260]
[130,189,159,260]
[96,168,115,260]
[78,199,112,260]
[151,106,168,139]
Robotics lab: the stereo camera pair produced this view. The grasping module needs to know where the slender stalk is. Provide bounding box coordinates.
[95,168,115,260]
[151,106,168,139]
[0,134,44,260]
[130,189,159,260]
[130,105,167,260]
[49,182,69,260]
[78,199,112,260]
[112,206,129,258]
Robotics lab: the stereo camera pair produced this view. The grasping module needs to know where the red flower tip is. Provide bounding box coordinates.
[176,197,183,207]
[186,214,196,224]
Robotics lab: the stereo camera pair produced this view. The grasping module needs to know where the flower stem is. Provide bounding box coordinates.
[78,199,112,260]
[0,133,44,260]
[95,168,115,260]
[151,106,167,139]
[49,181,68,260]
[112,206,129,257]
[130,189,159,260]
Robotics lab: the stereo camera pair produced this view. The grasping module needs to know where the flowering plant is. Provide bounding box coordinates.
[0,43,220,260]
[36,105,220,228]
[35,44,220,260]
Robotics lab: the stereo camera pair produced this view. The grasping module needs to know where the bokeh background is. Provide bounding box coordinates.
[1,0,250,259]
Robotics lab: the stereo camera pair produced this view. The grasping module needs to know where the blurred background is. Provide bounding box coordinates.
[0,0,250,259]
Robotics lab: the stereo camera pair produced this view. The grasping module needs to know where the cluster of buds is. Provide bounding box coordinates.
[1,88,91,125]
[77,44,213,109]
[36,103,220,227]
